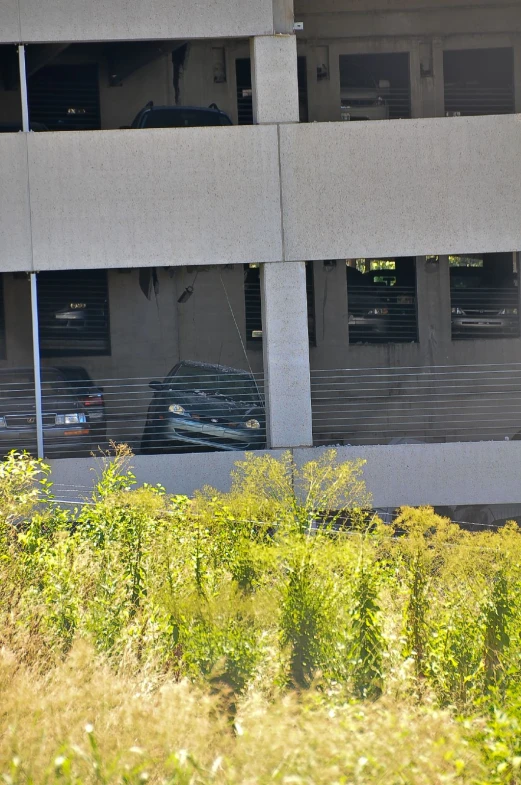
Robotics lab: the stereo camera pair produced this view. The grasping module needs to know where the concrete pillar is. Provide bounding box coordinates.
[273,0,294,34]
[514,36,521,113]
[251,28,311,449]
[250,35,299,124]
[312,260,350,370]
[432,38,445,118]
[416,255,451,365]
[261,262,313,448]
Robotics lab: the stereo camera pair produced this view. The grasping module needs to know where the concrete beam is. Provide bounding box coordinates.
[0,134,33,273]
[27,126,283,271]
[14,0,275,43]
[261,261,313,449]
[279,114,521,262]
[251,35,299,124]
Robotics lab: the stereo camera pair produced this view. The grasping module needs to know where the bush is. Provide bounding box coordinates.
[1,450,521,782]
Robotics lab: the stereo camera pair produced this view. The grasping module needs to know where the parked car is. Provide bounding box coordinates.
[127,102,233,129]
[451,267,519,337]
[141,361,265,453]
[0,367,91,457]
[56,366,106,445]
[46,301,107,333]
[341,64,390,121]
[347,267,390,336]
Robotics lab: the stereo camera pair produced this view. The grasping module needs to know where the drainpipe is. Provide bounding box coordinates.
[19,45,44,459]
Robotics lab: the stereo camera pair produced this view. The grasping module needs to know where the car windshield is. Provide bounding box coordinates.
[165,365,260,403]
[143,109,226,128]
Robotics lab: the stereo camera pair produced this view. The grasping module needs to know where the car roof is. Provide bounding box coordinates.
[143,105,227,114]
[174,360,254,377]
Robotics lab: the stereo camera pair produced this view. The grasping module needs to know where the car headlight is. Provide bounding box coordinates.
[0,417,6,429]
[168,404,186,415]
[367,308,388,316]
[55,413,86,425]
[499,308,518,316]
[245,419,260,430]
[451,307,464,315]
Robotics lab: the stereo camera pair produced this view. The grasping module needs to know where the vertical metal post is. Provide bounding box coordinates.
[30,274,44,459]
[18,44,30,132]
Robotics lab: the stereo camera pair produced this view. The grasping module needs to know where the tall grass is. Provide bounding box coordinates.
[1,447,521,783]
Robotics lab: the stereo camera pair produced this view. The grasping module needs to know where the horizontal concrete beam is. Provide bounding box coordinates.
[280,115,521,261]
[48,441,521,508]
[1,114,521,272]
[28,126,283,271]
[1,0,274,43]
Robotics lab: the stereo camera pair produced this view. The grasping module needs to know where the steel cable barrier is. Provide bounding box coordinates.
[0,365,265,459]
[311,363,521,446]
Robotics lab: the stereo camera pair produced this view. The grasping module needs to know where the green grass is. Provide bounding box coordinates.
[0,447,521,784]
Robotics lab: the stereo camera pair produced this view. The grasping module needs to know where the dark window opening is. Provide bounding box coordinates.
[38,270,110,357]
[244,263,316,346]
[450,252,519,341]
[28,63,101,131]
[347,257,417,344]
[0,275,6,360]
[444,48,514,117]
[339,53,411,122]
[236,56,309,125]
[236,58,253,125]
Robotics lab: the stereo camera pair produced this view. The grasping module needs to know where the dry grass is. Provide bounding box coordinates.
[0,641,482,785]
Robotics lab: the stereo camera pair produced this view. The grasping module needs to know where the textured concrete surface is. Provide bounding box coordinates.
[295,442,521,507]
[280,115,521,261]
[251,35,300,124]
[48,450,285,503]
[28,126,283,270]
[261,262,313,448]
[0,134,33,272]
[48,441,521,507]
[16,0,274,42]
[0,0,20,41]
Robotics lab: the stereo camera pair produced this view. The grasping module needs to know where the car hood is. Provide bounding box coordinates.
[161,390,264,423]
[0,393,80,415]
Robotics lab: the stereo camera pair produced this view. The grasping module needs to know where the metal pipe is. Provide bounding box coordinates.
[30,273,44,459]
[18,44,30,133]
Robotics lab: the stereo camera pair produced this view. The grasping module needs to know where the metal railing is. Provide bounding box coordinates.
[311,363,521,446]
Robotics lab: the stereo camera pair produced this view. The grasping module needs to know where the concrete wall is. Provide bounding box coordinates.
[48,440,521,507]
[27,126,283,271]
[280,115,521,261]
[1,0,275,43]
[0,135,32,273]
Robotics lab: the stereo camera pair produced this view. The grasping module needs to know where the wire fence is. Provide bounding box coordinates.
[311,362,521,447]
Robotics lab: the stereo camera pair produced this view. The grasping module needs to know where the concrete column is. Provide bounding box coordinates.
[261,262,313,448]
[432,38,445,118]
[416,255,451,365]
[250,35,299,124]
[312,260,350,369]
[273,0,294,34]
[514,36,521,113]
[409,41,423,119]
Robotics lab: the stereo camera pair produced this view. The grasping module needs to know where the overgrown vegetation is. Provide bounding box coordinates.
[1,447,521,783]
